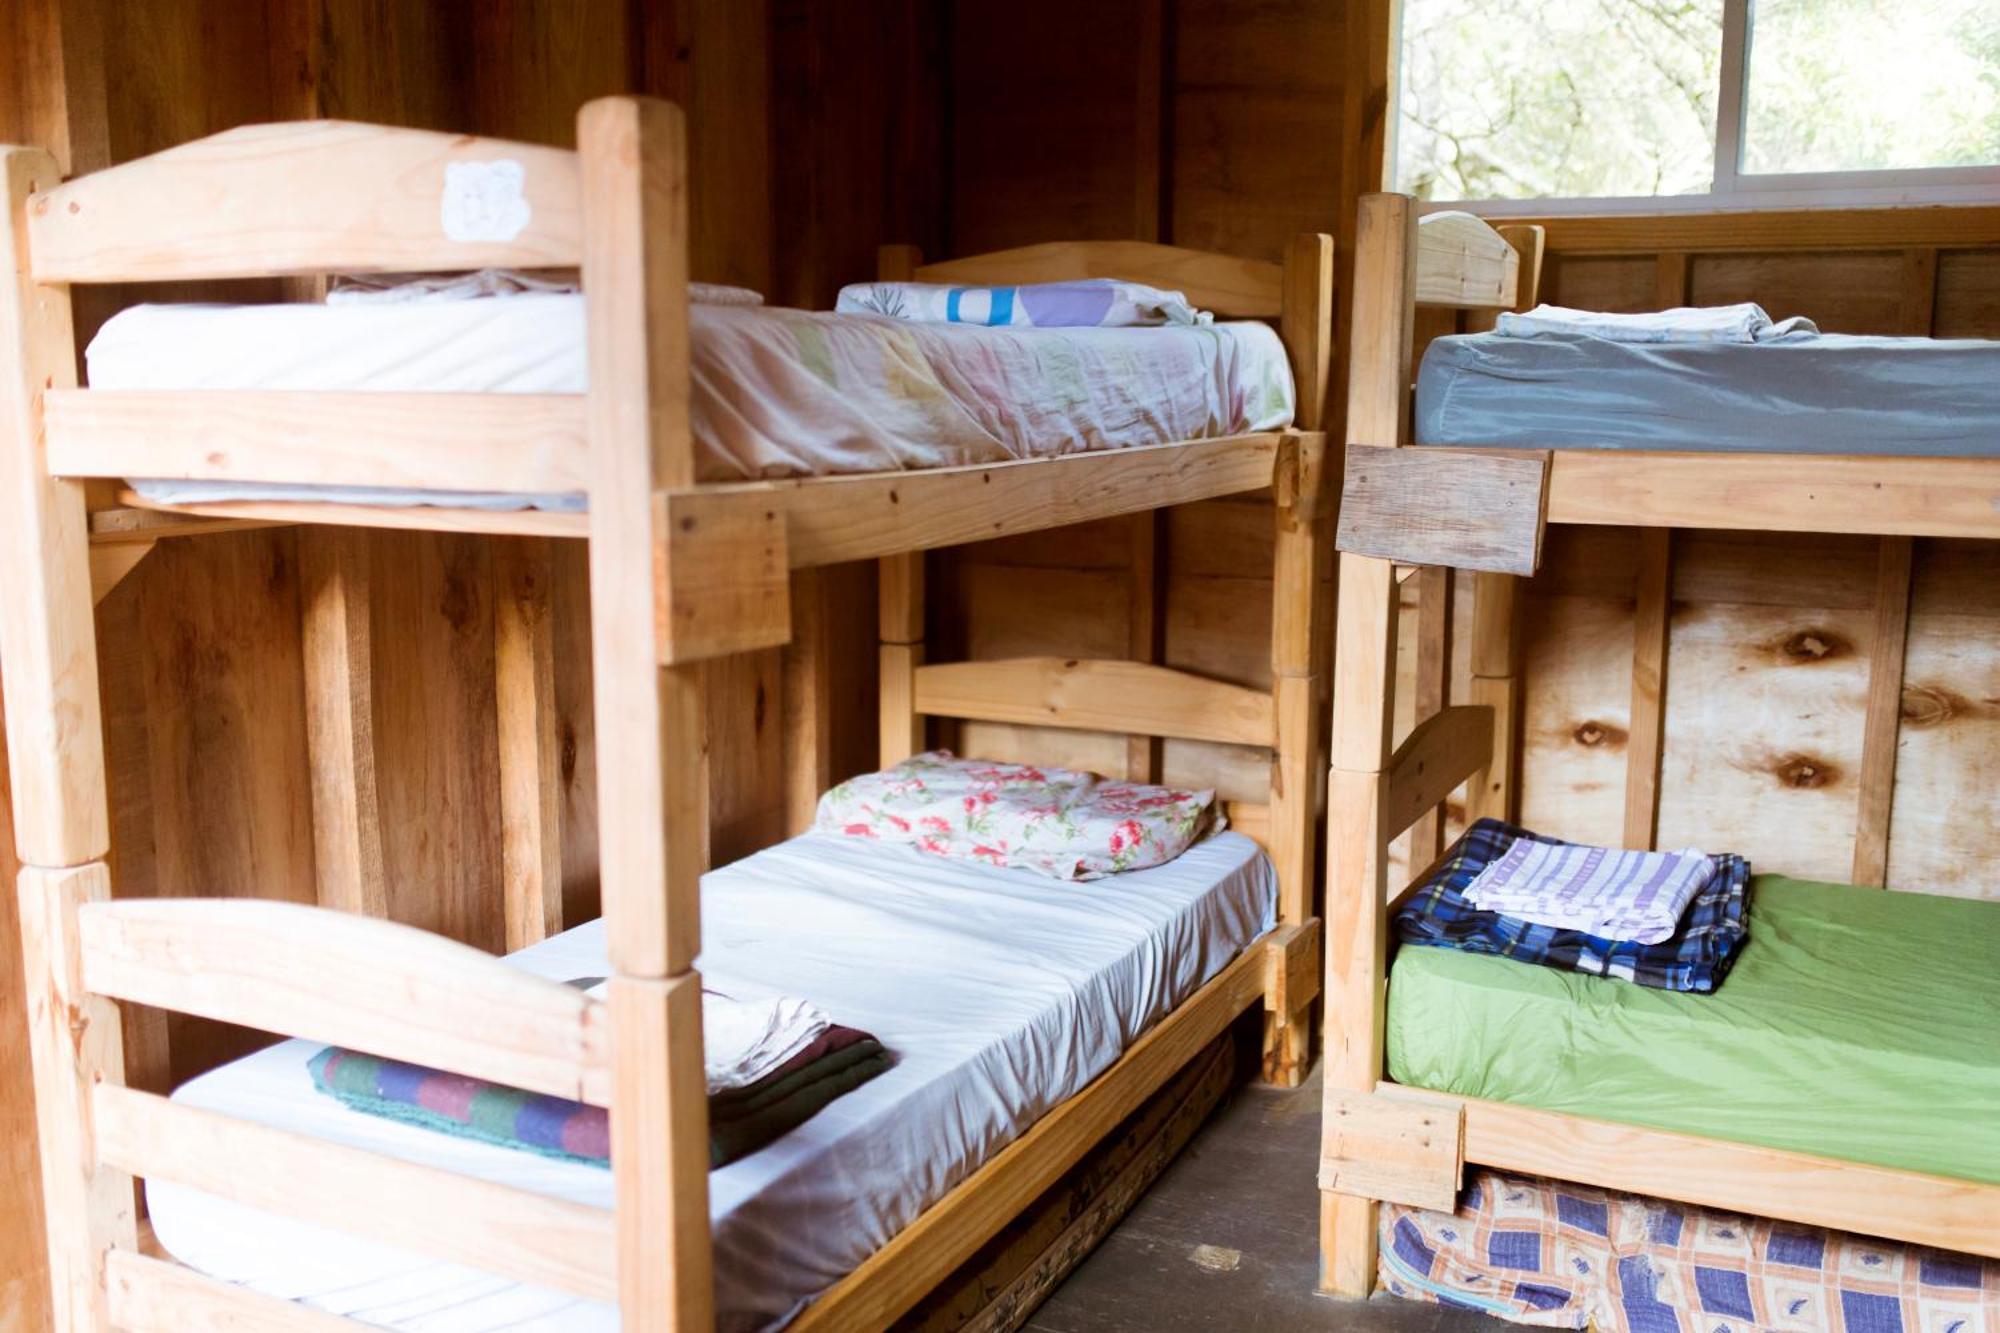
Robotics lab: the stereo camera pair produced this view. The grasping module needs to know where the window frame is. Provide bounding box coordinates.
[1405,0,2000,217]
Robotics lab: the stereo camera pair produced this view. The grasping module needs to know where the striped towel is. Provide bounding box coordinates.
[1464,837,1716,944]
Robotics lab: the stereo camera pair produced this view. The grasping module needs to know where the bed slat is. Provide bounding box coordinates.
[106,1251,364,1331]
[77,898,612,1105]
[913,656,1275,748]
[95,1087,619,1301]
[47,390,588,497]
[26,121,582,283]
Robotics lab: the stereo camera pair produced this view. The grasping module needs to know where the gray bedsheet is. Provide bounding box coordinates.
[1414,332,2000,455]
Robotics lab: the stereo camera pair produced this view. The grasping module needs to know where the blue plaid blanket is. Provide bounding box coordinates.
[1394,819,1750,992]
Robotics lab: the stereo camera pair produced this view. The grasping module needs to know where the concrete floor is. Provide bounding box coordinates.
[1030,1064,1504,1333]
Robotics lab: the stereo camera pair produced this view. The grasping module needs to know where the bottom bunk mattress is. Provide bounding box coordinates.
[147,829,1277,1332]
[1387,875,2000,1183]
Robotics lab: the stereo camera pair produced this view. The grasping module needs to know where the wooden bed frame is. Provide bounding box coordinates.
[1316,192,2000,1299]
[0,97,1433,1331]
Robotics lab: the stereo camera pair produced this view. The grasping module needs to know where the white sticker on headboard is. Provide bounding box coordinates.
[441,160,532,244]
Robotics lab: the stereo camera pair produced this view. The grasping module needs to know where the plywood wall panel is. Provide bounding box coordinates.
[1689,250,1907,333]
[1933,249,2000,337]
[1540,254,1656,312]
[1887,541,2000,898]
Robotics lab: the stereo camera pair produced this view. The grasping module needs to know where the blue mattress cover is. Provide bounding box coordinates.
[1414,332,2000,456]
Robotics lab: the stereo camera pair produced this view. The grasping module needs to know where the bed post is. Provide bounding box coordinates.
[1264,232,1335,1086]
[1319,193,1418,1299]
[578,97,714,1332]
[1460,224,1543,826]
[875,245,927,771]
[0,144,139,1333]
[495,536,563,947]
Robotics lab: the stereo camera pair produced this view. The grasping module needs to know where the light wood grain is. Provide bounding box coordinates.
[1383,705,1493,842]
[1336,445,1549,576]
[18,863,135,1331]
[26,120,582,281]
[654,488,791,663]
[1622,529,1672,850]
[1410,566,1454,861]
[87,541,152,603]
[1281,232,1335,431]
[913,239,1283,319]
[495,538,563,947]
[879,551,926,766]
[113,488,589,538]
[46,389,588,496]
[791,934,1274,1332]
[1319,1089,1462,1213]
[299,527,385,918]
[1851,536,1914,886]
[0,147,109,866]
[1456,1094,2000,1260]
[914,657,1276,748]
[77,897,612,1104]
[1547,450,2000,539]
[1347,195,1417,451]
[107,1249,364,1331]
[95,1084,618,1299]
[1414,210,1520,309]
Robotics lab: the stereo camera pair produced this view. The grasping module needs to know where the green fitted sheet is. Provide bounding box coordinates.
[1386,874,2000,1183]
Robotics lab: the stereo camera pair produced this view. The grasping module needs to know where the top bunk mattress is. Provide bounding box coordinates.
[1386,874,2000,1184]
[146,828,1277,1332]
[1415,331,2000,456]
[86,296,1296,510]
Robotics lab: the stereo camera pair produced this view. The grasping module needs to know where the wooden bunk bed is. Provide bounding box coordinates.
[1316,193,2000,1300]
[0,96,1409,1331]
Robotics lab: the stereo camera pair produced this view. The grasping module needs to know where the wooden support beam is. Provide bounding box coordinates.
[879,551,925,767]
[88,540,152,604]
[913,657,1274,749]
[107,1251,363,1333]
[299,527,385,919]
[1123,512,1163,783]
[1622,529,1673,850]
[495,538,563,948]
[1654,250,1691,308]
[1851,536,1914,887]
[782,567,834,836]
[17,863,136,1331]
[1410,567,1454,860]
[1465,573,1521,825]
[1384,705,1493,843]
[1319,1088,1463,1213]
[0,146,109,866]
[1900,248,1939,336]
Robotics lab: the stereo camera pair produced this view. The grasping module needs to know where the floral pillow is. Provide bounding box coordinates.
[814,750,1223,881]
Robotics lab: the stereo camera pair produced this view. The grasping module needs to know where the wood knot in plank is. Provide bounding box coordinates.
[1572,720,1625,748]
[1774,628,1847,664]
[1771,753,1837,789]
[1900,683,1968,729]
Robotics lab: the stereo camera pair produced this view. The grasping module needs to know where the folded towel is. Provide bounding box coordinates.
[1395,819,1750,993]
[1493,302,1818,344]
[701,989,831,1095]
[308,1022,893,1171]
[834,278,1211,328]
[1463,836,1714,944]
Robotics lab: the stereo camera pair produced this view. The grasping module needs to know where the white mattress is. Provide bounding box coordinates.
[148,830,1276,1331]
[85,296,1296,507]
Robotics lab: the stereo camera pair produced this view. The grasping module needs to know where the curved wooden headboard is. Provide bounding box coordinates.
[898,239,1286,321]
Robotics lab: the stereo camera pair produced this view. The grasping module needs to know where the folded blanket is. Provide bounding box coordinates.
[1395,819,1750,993]
[1493,302,1818,343]
[816,749,1222,880]
[1463,838,1715,944]
[309,1021,891,1171]
[328,270,763,308]
[834,278,1210,328]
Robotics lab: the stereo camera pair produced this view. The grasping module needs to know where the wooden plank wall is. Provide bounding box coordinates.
[1410,213,2000,902]
[929,0,1355,800]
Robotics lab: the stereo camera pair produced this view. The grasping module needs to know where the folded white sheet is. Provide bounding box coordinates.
[1494,302,1818,344]
[702,990,830,1094]
[1463,836,1715,944]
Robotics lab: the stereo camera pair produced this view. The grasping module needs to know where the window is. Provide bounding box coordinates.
[1395,0,2000,211]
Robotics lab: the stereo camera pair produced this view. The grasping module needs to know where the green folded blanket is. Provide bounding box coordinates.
[310,1022,891,1171]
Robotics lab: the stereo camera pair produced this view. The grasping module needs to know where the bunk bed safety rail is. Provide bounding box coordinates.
[76,897,614,1104]
[23,121,583,283]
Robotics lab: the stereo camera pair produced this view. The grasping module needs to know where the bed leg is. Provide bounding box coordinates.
[1261,918,1321,1086]
[1319,1190,1378,1298]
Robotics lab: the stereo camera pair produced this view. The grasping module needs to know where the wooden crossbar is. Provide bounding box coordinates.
[106,1251,363,1332]
[1382,704,1493,840]
[46,390,588,496]
[77,899,612,1104]
[912,240,1284,319]
[26,121,583,282]
[95,1086,618,1300]
[913,657,1276,748]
